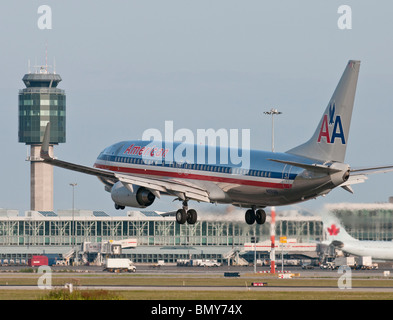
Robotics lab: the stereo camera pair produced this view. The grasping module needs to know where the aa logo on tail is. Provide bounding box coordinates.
[317,102,346,144]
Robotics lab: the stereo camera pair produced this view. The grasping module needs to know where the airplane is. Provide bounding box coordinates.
[40,60,393,225]
[322,213,393,261]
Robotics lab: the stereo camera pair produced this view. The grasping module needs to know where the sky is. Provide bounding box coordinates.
[1,1,393,217]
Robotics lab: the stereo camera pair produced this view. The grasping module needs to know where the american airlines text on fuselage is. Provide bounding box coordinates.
[123,144,170,158]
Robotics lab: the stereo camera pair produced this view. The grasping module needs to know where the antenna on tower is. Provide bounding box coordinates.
[28,59,31,74]
[53,57,56,74]
[45,42,48,73]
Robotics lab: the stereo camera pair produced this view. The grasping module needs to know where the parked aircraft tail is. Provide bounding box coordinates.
[287,60,361,163]
[321,212,357,243]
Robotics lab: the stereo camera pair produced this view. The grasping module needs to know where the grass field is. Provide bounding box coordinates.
[0,272,393,300]
[1,288,393,300]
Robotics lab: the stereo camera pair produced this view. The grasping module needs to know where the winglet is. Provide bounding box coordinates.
[40,122,51,159]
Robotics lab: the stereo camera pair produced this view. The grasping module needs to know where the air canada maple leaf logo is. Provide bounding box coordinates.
[327,224,340,236]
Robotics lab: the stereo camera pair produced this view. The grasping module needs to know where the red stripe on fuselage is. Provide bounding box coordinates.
[94,163,293,189]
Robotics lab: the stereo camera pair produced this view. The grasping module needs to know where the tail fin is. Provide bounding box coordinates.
[322,213,357,243]
[287,60,360,162]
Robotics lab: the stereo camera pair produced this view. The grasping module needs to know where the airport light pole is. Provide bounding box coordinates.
[251,235,257,274]
[263,109,281,273]
[263,108,282,152]
[270,206,276,274]
[69,183,77,264]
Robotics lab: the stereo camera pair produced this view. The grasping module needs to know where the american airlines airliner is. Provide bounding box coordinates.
[40,61,393,225]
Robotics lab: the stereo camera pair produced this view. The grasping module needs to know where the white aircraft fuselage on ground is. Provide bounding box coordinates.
[323,214,393,260]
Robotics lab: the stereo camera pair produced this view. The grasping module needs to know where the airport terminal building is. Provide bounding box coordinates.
[0,203,393,265]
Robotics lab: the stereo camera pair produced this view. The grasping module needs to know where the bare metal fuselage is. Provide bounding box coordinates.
[94,142,349,208]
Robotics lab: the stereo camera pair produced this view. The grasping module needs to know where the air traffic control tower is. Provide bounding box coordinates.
[18,65,66,211]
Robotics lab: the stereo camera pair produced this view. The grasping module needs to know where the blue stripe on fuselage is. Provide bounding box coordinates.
[96,140,322,181]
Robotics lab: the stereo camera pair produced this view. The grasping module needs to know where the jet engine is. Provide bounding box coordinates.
[111,181,155,208]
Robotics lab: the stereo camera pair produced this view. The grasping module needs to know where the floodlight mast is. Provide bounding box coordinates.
[263,108,282,152]
[263,109,282,274]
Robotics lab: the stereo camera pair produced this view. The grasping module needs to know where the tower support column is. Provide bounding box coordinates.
[30,145,54,211]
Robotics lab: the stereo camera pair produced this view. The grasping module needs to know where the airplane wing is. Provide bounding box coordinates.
[42,157,117,180]
[115,173,210,203]
[40,123,211,204]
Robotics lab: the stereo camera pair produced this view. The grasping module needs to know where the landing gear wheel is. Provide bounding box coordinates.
[176,209,187,224]
[187,209,197,224]
[245,209,256,225]
[255,209,266,225]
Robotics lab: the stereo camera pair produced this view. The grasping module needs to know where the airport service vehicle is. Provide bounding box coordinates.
[40,60,393,225]
[28,255,48,267]
[301,263,314,270]
[333,256,355,269]
[355,256,373,270]
[104,258,136,273]
[55,260,67,266]
[320,262,334,269]
[199,259,221,267]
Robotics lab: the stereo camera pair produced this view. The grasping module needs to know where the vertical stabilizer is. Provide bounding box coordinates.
[287,60,360,162]
[321,213,357,243]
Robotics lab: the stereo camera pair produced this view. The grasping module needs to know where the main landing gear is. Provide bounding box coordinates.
[245,207,266,225]
[176,201,197,225]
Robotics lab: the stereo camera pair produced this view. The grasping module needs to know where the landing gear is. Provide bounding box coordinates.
[245,209,256,225]
[115,203,125,210]
[187,209,197,224]
[176,201,198,225]
[256,209,266,225]
[176,209,187,224]
[245,207,266,225]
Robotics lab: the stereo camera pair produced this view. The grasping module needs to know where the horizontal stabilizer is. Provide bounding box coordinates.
[341,185,354,194]
[340,174,367,187]
[267,159,341,173]
[350,165,393,175]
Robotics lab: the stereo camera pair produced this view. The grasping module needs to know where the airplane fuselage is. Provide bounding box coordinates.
[94,140,347,208]
[339,240,393,261]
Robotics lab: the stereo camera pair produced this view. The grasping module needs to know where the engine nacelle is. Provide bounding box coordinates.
[111,181,155,208]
